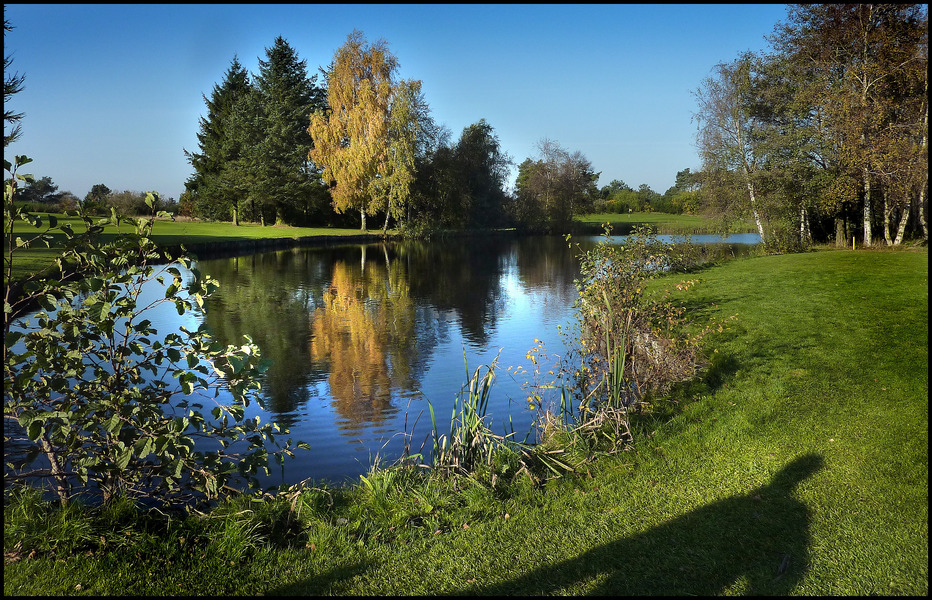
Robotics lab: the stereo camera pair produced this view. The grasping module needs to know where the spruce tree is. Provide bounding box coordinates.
[184,56,251,222]
[251,36,328,226]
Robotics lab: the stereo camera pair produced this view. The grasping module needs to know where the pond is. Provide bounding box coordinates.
[6,231,759,490]
[190,232,758,487]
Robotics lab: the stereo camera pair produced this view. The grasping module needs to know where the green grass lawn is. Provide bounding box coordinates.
[4,214,381,281]
[4,246,927,595]
[576,211,756,234]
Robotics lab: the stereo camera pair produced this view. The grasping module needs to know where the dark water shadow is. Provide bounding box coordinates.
[469,454,824,596]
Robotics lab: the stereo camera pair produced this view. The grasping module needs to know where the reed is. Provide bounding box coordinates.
[428,351,512,476]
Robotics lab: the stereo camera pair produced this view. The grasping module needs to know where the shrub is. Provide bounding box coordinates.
[4,155,307,508]
[563,225,717,445]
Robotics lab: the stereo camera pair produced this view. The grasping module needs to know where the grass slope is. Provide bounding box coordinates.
[4,248,928,596]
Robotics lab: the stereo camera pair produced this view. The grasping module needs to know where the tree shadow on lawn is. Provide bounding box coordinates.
[265,559,372,596]
[471,453,824,596]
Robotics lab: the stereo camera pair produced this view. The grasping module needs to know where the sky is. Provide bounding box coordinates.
[4,4,790,203]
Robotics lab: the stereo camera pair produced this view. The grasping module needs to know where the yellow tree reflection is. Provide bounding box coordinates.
[310,248,416,429]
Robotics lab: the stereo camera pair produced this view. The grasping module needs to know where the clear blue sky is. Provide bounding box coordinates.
[4,4,789,203]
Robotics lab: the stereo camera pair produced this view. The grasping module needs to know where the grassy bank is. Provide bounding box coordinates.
[4,246,927,595]
[4,214,383,281]
[575,211,756,234]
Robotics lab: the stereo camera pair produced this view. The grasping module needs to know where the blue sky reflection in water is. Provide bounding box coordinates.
[192,236,585,487]
[7,234,759,490]
[185,234,759,487]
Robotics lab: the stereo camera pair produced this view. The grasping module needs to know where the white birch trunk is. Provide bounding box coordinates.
[883,188,894,246]
[745,178,765,240]
[919,183,929,241]
[863,168,873,247]
[893,198,910,245]
[799,204,811,245]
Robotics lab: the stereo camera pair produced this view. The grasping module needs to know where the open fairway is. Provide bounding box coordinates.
[4,246,927,596]
[4,214,381,280]
[576,211,756,234]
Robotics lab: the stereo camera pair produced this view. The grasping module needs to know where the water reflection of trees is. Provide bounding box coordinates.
[399,236,512,346]
[309,247,420,430]
[509,236,583,306]
[199,250,332,426]
[196,236,586,431]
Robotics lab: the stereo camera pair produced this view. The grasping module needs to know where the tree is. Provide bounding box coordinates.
[513,139,597,232]
[251,36,328,226]
[17,176,62,205]
[600,179,633,199]
[4,10,25,147]
[369,79,424,234]
[694,52,768,240]
[453,119,512,228]
[662,169,702,215]
[85,183,112,204]
[309,30,398,231]
[184,56,252,223]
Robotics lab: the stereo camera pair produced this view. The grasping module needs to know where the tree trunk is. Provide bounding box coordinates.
[40,436,70,507]
[893,199,910,245]
[232,206,239,227]
[382,209,390,235]
[883,188,894,246]
[919,183,929,241]
[360,208,367,232]
[835,217,847,248]
[862,168,873,247]
[799,204,811,245]
[745,178,766,241]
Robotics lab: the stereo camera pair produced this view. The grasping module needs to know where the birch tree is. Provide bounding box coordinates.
[309,30,397,231]
[694,52,768,240]
[371,79,423,234]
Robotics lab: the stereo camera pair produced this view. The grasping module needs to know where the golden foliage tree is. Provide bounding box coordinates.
[308,30,398,231]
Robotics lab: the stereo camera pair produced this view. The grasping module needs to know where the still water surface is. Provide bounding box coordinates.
[187,232,758,487]
[7,232,758,490]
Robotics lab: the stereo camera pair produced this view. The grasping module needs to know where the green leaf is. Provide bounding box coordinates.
[105,413,122,435]
[5,331,24,347]
[26,421,44,441]
[115,448,133,470]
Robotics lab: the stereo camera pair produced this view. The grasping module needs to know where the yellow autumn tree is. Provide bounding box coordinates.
[308,30,397,231]
[370,79,423,233]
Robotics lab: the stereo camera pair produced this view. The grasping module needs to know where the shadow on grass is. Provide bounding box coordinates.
[265,560,372,596]
[630,351,741,434]
[472,454,824,596]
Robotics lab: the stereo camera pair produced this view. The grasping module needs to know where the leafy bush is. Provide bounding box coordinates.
[564,225,717,440]
[4,155,306,508]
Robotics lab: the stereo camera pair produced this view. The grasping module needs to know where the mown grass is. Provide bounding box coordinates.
[4,246,927,596]
[4,213,382,281]
[576,211,756,234]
